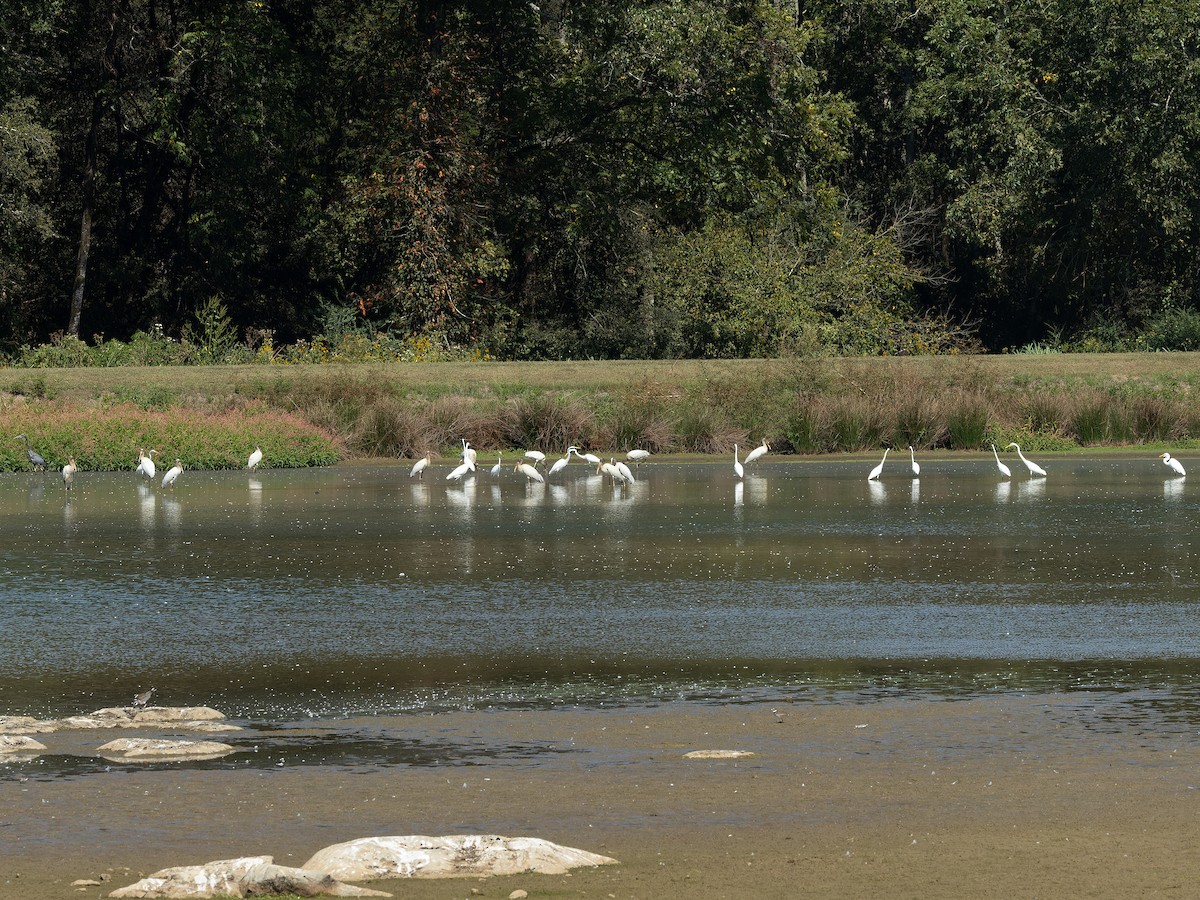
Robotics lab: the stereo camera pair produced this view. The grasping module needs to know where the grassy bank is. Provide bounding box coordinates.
[2,353,1199,469]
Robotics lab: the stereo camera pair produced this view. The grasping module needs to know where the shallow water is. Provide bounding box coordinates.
[2,457,1199,740]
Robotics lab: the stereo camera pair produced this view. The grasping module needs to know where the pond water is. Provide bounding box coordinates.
[2,456,1198,731]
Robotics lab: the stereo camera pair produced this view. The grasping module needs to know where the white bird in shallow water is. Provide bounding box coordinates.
[461,440,477,468]
[614,458,635,483]
[990,443,1011,478]
[868,448,889,481]
[62,455,77,490]
[574,448,602,466]
[909,445,920,477]
[548,452,572,478]
[490,453,502,476]
[138,449,158,479]
[409,451,433,479]
[1161,452,1187,476]
[247,446,263,471]
[1007,442,1047,477]
[446,459,474,481]
[733,444,744,479]
[162,459,183,489]
[515,460,545,483]
[523,449,546,469]
[743,439,770,466]
[599,458,628,484]
[626,448,651,469]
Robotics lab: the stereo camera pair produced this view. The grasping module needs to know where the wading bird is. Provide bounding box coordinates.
[515,459,545,483]
[523,449,546,469]
[1007,442,1047,477]
[733,444,744,479]
[868,448,889,481]
[614,458,635,483]
[62,455,77,490]
[446,459,474,481]
[990,443,1012,478]
[15,434,46,471]
[626,449,651,469]
[138,449,158,479]
[909,445,920,477]
[461,440,477,469]
[131,687,155,710]
[162,459,183,489]
[599,458,628,484]
[574,448,602,466]
[743,440,770,466]
[409,451,434,479]
[548,451,572,478]
[247,446,263,471]
[1161,452,1187,476]
[489,453,503,476]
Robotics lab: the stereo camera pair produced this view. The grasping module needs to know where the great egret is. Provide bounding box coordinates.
[524,450,546,468]
[490,453,502,476]
[461,440,477,468]
[743,439,770,466]
[131,687,155,710]
[548,452,572,478]
[409,452,433,478]
[247,446,263,471]
[15,434,46,471]
[162,459,183,489]
[138,449,158,479]
[627,448,651,469]
[908,445,920,477]
[1161,452,1187,476]
[733,444,744,479]
[515,460,545,483]
[990,443,1012,478]
[868,448,889,481]
[62,455,77,490]
[1007,442,1047,477]
[575,448,602,465]
[446,460,474,481]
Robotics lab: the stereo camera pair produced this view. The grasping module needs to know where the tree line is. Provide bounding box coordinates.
[2,0,1198,361]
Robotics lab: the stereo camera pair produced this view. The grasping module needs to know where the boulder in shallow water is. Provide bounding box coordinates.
[91,706,228,723]
[0,716,56,735]
[96,738,236,761]
[108,855,391,898]
[683,749,756,759]
[303,835,617,881]
[0,734,46,755]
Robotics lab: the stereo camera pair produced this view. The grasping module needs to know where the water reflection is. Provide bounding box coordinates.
[1164,478,1185,501]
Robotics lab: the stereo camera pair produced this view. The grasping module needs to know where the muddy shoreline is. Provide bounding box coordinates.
[3,696,1198,899]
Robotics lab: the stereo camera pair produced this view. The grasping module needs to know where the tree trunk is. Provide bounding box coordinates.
[67,93,103,339]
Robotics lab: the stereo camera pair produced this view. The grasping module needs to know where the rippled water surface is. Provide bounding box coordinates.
[2,458,1199,726]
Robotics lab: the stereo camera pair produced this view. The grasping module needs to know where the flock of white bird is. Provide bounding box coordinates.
[410,440,653,485]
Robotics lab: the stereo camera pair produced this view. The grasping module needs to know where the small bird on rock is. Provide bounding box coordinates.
[131,687,156,710]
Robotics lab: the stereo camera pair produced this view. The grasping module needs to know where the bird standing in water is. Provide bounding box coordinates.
[62,455,77,490]
[15,434,46,471]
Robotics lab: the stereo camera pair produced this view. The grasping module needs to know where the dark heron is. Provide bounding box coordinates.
[131,687,156,710]
[15,434,46,471]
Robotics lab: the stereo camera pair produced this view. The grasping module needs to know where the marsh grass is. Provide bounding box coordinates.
[4,355,1200,463]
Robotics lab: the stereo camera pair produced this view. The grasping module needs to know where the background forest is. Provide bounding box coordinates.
[2,0,1199,362]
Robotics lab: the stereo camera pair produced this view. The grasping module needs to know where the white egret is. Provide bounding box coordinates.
[247,446,263,471]
[490,453,503,476]
[515,459,545,483]
[62,455,77,490]
[1006,442,1047,477]
[162,458,183,489]
[524,449,546,468]
[461,439,477,468]
[446,460,474,481]
[614,459,635,482]
[733,444,744,479]
[990,443,1011,478]
[576,448,602,465]
[15,434,46,471]
[548,451,572,478]
[138,449,158,479]
[627,448,651,469]
[867,448,889,481]
[743,439,770,466]
[1161,452,1187,476]
[409,451,434,479]
[908,445,920,477]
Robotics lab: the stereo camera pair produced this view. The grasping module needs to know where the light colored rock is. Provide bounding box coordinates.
[0,734,47,754]
[682,749,756,759]
[108,856,391,898]
[91,706,228,723]
[0,715,57,734]
[304,835,618,881]
[508,891,528,899]
[72,879,103,887]
[96,738,236,761]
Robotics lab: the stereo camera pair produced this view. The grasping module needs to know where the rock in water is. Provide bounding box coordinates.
[303,835,617,881]
[96,738,236,761]
[108,856,392,898]
[0,734,47,755]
